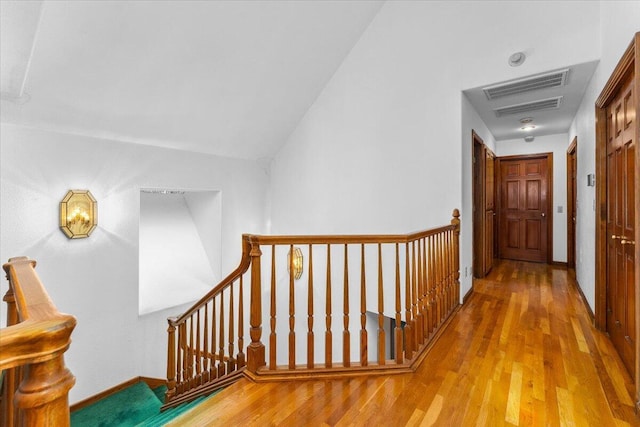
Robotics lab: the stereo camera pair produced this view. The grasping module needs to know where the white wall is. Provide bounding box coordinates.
[269,1,600,298]
[0,123,268,403]
[568,3,640,311]
[495,133,570,263]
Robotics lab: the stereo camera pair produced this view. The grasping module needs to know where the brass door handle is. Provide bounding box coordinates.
[621,239,635,245]
[611,235,625,240]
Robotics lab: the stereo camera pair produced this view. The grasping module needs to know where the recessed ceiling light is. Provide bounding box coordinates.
[524,136,535,142]
[508,52,526,67]
[520,125,536,131]
[519,117,534,124]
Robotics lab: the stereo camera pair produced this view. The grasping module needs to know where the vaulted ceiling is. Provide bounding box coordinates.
[1,1,603,158]
[0,0,384,160]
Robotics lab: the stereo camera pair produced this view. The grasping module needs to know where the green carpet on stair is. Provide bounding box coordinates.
[151,385,167,403]
[71,382,162,427]
[135,393,214,427]
[71,381,225,427]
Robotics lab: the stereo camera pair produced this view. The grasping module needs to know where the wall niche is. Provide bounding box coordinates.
[139,189,221,315]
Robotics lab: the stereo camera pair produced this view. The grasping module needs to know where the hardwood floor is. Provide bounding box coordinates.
[168,260,638,426]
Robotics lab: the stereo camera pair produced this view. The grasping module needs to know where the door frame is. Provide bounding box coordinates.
[471,130,495,278]
[594,32,640,409]
[566,137,577,274]
[495,152,554,264]
[472,131,484,279]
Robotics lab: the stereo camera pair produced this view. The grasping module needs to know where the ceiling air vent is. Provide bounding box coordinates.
[493,96,563,117]
[483,69,569,100]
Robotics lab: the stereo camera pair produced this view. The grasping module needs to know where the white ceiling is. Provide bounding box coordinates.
[464,60,599,142]
[1,1,601,156]
[0,0,383,160]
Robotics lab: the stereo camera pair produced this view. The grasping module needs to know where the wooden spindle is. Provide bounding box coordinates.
[404,242,414,358]
[203,303,210,383]
[360,244,368,366]
[377,243,385,365]
[177,323,184,392]
[422,238,429,338]
[447,229,453,312]
[210,297,217,379]
[188,316,194,389]
[436,232,443,325]
[228,283,236,372]
[166,319,176,403]
[247,238,265,372]
[289,244,296,370]
[394,243,403,364]
[443,232,448,321]
[441,233,447,320]
[270,245,277,370]
[218,291,226,377]
[445,230,451,313]
[452,209,461,305]
[343,244,351,367]
[415,239,424,343]
[426,237,433,336]
[237,275,246,368]
[195,310,202,386]
[412,241,422,346]
[431,234,438,330]
[431,235,438,332]
[307,244,314,369]
[325,244,332,368]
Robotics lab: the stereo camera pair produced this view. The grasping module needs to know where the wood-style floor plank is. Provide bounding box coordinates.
[168,260,638,426]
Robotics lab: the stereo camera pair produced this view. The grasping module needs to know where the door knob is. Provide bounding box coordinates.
[621,239,635,245]
[541,213,546,217]
[611,235,624,240]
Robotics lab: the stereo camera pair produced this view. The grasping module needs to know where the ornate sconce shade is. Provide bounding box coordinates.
[287,247,303,280]
[60,190,97,239]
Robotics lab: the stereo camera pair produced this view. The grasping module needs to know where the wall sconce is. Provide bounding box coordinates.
[287,247,303,280]
[60,190,97,239]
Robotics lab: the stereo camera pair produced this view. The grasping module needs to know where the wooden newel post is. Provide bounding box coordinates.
[2,287,18,427]
[451,209,461,302]
[247,237,265,372]
[165,319,177,403]
[15,353,76,427]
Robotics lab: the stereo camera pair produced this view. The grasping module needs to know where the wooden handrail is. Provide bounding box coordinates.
[0,257,76,427]
[242,224,454,245]
[165,210,461,408]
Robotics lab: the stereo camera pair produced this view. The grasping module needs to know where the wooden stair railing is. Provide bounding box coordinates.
[0,257,77,427]
[165,209,461,408]
[164,238,252,409]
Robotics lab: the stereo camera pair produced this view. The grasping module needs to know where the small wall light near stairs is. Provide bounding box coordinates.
[287,247,303,280]
[60,190,97,239]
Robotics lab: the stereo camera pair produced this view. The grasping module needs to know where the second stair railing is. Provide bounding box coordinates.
[165,209,460,408]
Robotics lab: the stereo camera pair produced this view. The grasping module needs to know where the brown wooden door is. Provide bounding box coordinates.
[567,139,577,273]
[472,132,495,278]
[605,72,636,378]
[498,155,551,263]
[484,150,495,273]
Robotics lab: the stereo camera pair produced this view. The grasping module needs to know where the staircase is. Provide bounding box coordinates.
[70,381,220,427]
[165,210,462,407]
[1,211,461,425]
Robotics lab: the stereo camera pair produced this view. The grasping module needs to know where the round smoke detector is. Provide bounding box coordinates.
[508,52,526,67]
